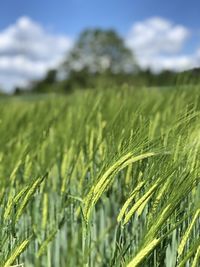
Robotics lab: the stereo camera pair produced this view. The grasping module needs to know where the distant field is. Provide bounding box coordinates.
[0,87,200,267]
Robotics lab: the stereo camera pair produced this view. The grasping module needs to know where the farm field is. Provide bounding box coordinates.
[0,86,200,267]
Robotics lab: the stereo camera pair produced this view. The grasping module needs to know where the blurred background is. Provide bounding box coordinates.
[0,0,200,95]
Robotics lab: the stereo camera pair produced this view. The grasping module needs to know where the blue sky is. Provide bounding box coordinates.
[0,0,200,91]
[0,0,200,36]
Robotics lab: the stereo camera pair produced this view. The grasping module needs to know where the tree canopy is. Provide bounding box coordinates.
[63,28,137,74]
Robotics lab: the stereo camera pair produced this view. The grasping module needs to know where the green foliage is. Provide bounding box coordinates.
[55,28,138,93]
[30,69,58,93]
[63,28,137,74]
[0,86,200,267]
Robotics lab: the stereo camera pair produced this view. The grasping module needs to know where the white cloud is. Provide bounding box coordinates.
[138,55,198,73]
[0,16,72,92]
[126,17,200,72]
[127,17,189,56]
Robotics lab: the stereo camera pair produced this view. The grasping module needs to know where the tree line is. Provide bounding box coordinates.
[14,28,200,95]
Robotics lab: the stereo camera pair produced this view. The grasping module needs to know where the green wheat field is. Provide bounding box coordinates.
[0,86,200,267]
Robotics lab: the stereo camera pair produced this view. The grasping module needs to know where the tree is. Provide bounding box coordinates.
[30,69,58,93]
[0,89,5,96]
[43,69,57,84]
[62,28,137,74]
